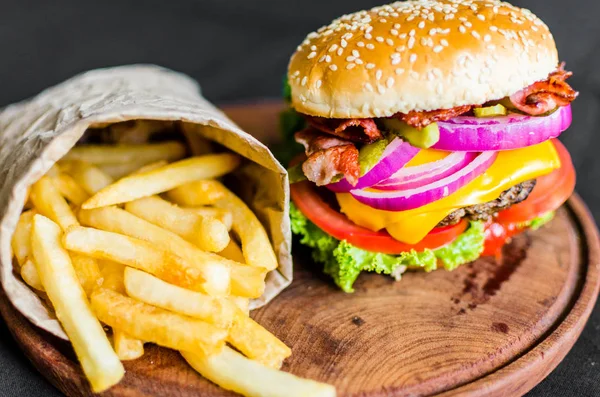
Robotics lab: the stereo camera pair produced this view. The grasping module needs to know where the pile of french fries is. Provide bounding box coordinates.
[11,126,335,397]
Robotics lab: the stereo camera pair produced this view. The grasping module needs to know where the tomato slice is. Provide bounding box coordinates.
[290,180,468,254]
[496,139,575,224]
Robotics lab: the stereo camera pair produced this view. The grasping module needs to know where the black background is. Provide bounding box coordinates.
[0,0,598,396]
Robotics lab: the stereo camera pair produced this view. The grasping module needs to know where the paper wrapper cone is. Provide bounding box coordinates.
[0,65,292,340]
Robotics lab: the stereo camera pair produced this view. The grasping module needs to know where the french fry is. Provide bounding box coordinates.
[228,309,291,369]
[166,180,227,206]
[70,253,103,296]
[31,215,123,392]
[124,267,235,328]
[230,264,266,299]
[99,261,145,360]
[182,347,336,397]
[21,260,44,291]
[64,226,213,293]
[219,239,245,263]
[59,160,114,195]
[91,288,227,355]
[125,196,230,252]
[184,206,233,230]
[100,159,168,179]
[62,141,186,165]
[229,297,250,315]
[30,176,78,230]
[212,183,278,271]
[82,153,240,209]
[113,331,144,361]
[78,206,233,296]
[100,260,126,293]
[12,210,36,266]
[132,160,168,175]
[52,173,89,206]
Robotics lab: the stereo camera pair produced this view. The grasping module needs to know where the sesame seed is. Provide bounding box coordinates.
[357,41,365,47]
[409,71,420,79]
[463,21,472,28]
[418,21,425,29]
[352,49,359,57]
[366,63,375,69]
[441,39,448,46]
[364,82,374,92]
[316,79,322,88]
[408,36,415,48]
[394,23,401,29]
[484,34,491,42]
[490,25,498,32]
[355,59,364,65]
[346,63,356,70]
[410,54,417,63]
[386,77,395,88]
[365,33,373,40]
[459,25,466,33]
[329,44,338,52]
[377,85,386,95]
[325,55,332,62]
[307,52,316,59]
[395,68,405,75]
[301,76,307,86]
[318,55,326,62]
[477,14,485,21]
[293,70,300,76]
[376,36,384,42]
[391,58,401,65]
[337,48,344,56]
[409,29,416,37]
[310,45,317,51]
[429,28,436,36]
[433,45,443,53]
[341,39,348,48]
[376,70,383,80]
[329,64,338,71]
[380,18,387,23]
[346,56,356,62]
[471,31,481,39]
[391,29,399,36]
[366,43,375,50]
[386,38,394,45]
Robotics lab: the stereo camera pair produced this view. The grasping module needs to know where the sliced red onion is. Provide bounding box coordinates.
[327,138,419,192]
[350,151,498,211]
[375,152,478,191]
[433,105,572,151]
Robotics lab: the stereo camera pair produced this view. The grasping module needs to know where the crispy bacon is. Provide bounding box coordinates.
[295,128,360,186]
[393,105,473,129]
[306,116,383,143]
[509,63,578,116]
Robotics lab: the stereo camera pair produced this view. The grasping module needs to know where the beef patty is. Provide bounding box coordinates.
[437,180,537,227]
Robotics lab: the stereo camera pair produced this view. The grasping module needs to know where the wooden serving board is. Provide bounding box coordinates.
[0,101,599,397]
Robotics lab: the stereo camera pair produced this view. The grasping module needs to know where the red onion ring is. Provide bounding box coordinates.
[374,152,478,191]
[433,105,572,151]
[327,138,419,192]
[350,151,498,211]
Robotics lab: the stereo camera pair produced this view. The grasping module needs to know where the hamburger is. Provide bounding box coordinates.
[283,0,577,292]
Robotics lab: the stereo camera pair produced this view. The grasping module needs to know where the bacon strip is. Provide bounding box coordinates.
[306,116,383,143]
[295,128,360,186]
[509,63,578,116]
[392,105,473,129]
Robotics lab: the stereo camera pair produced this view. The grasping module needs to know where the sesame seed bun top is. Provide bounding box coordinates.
[287,0,558,118]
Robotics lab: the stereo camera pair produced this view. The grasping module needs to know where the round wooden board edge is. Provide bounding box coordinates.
[438,193,600,397]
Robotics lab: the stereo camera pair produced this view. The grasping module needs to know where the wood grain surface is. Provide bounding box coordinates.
[0,102,597,397]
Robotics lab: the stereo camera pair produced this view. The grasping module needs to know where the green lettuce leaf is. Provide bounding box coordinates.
[290,203,486,292]
[523,211,555,230]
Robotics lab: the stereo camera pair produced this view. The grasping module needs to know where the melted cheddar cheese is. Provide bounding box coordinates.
[336,141,560,244]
